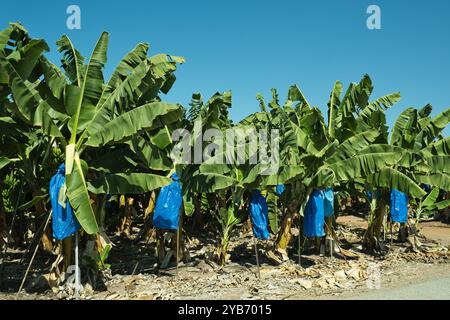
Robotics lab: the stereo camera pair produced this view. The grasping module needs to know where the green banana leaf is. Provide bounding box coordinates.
[66,153,99,234]
[89,173,171,194]
[86,102,183,147]
[367,168,426,198]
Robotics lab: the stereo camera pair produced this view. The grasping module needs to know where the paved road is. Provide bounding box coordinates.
[346,275,450,300]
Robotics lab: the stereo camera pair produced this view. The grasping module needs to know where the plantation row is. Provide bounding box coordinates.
[0,23,449,282]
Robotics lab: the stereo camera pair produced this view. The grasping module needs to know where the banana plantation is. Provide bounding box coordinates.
[1,23,449,300]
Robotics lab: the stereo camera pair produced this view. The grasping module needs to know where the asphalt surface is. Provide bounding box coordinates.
[346,275,450,300]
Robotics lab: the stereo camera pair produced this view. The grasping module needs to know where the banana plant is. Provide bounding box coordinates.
[175,91,233,218]
[313,75,441,252]
[413,187,450,222]
[391,105,450,190]
[191,158,275,265]
[390,107,449,220]
[248,76,426,261]
[178,91,235,265]
[176,91,274,265]
[2,29,185,241]
[361,103,450,250]
[0,23,59,251]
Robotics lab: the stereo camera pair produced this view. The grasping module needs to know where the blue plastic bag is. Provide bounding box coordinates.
[390,189,408,223]
[152,173,183,230]
[49,164,80,240]
[322,188,334,217]
[422,184,432,194]
[249,190,270,240]
[303,190,325,237]
[105,194,112,209]
[366,190,381,201]
[275,184,285,196]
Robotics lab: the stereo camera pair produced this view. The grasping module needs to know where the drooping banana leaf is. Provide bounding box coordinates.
[326,129,379,164]
[183,192,195,217]
[148,54,185,79]
[416,173,450,191]
[188,172,236,193]
[89,146,137,173]
[424,155,450,174]
[414,107,450,149]
[40,57,66,100]
[420,187,440,209]
[421,137,450,157]
[266,189,280,233]
[435,199,450,210]
[18,194,48,211]
[8,39,49,80]
[286,84,310,109]
[101,42,149,100]
[129,138,172,171]
[56,35,85,86]
[88,173,171,194]
[0,156,12,170]
[65,152,99,234]
[324,145,405,181]
[366,168,426,198]
[390,107,417,147]
[86,102,183,147]
[429,107,450,132]
[88,57,150,132]
[358,92,401,121]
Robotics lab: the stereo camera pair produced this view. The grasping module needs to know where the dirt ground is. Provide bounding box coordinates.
[419,221,450,247]
[1,214,449,300]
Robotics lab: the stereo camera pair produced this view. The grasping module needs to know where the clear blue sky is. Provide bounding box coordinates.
[1,0,449,136]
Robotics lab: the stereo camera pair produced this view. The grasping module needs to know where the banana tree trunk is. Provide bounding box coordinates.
[141,191,156,242]
[364,189,388,252]
[193,194,204,229]
[217,225,231,266]
[325,216,334,236]
[216,202,241,267]
[156,203,184,266]
[62,236,73,271]
[274,208,295,253]
[272,197,301,260]
[398,224,408,243]
[30,182,53,253]
[144,191,156,221]
[118,196,134,237]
